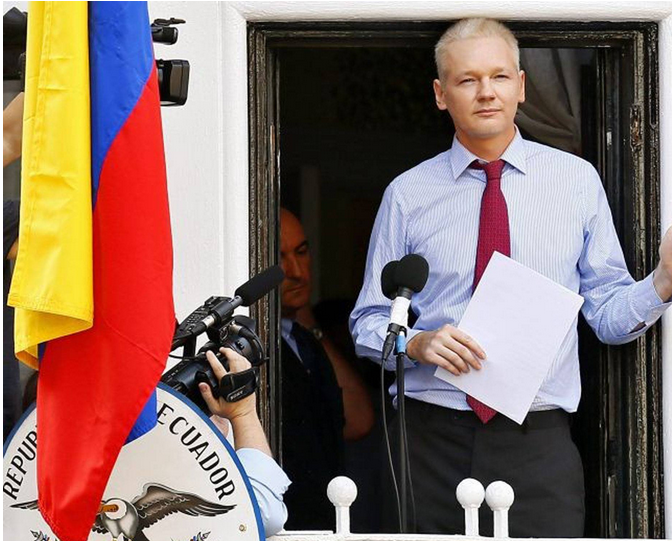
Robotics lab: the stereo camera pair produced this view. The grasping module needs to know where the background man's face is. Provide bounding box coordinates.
[280,210,312,316]
[433,36,525,143]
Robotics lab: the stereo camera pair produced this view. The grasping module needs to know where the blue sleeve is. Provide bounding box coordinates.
[578,168,671,344]
[236,448,291,537]
[349,183,418,369]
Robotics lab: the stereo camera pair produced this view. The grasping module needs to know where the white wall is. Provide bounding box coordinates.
[148,2,249,321]
[152,0,672,534]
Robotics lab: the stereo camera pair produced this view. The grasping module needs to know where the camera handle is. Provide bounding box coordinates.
[219,367,258,403]
[196,367,258,403]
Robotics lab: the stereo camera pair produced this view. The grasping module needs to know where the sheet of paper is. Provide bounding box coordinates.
[434,252,584,424]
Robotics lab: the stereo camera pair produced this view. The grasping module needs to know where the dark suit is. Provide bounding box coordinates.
[281,323,345,530]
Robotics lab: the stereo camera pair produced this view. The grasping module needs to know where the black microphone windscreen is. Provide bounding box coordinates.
[395,254,429,293]
[235,265,285,306]
[380,260,399,300]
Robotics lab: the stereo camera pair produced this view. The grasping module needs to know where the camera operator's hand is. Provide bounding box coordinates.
[199,347,272,457]
[199,348,256,422]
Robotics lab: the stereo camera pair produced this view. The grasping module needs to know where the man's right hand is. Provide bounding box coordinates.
[200,347,273,457]
[406,324,486,376]
[199,348,257,422]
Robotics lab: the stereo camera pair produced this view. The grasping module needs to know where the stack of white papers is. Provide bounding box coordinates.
[435,252,584,424]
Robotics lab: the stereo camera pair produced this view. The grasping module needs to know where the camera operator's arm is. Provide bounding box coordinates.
[4,92,24,167]
[199,348,290,537]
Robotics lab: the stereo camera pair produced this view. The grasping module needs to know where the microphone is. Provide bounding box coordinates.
[236,264,285,306]
[381,254,429,361]
[207,264,285,326]
[380,260,399,300]
[171,265,284,350]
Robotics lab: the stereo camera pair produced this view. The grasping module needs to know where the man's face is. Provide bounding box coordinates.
[433,36,525,144]
[280,211,312,316]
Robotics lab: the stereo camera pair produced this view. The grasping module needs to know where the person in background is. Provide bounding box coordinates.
[279,207,374,530]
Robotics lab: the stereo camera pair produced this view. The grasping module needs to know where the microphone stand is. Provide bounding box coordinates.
[395,329,409,533]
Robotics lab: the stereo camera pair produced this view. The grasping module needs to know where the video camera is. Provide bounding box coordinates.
[3,8,190,106]
[161,266,285,415]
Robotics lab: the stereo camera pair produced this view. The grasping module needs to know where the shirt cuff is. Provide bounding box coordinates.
[629,273,672,326]
[394,328,424,368]
[236,448,291,496]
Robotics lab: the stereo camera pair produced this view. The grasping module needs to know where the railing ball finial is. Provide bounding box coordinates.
[327,476,357,535]
[456,478,485,536]
[456,478,486,507]
[485,480,514,510]
[486,481,515,538]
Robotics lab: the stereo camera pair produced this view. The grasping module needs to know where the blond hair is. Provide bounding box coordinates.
[435,18,519,82]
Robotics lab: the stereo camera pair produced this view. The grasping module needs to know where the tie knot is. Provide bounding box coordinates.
[470,159,505,180]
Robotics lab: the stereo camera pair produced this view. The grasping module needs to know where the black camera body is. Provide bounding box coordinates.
[163,266,284,415]
[161,299,267,415]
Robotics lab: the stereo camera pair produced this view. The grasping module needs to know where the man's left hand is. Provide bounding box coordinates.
[654,226,672,302]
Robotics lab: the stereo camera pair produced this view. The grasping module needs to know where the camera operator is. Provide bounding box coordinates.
[198,347,291,537]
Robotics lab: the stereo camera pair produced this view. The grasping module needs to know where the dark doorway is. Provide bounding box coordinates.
[249,22,663,538]
[279,49,450,532]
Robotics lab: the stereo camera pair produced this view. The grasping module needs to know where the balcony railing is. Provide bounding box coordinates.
[270,477,515,540]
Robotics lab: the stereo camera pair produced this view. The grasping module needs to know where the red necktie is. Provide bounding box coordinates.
[467,159,508,423]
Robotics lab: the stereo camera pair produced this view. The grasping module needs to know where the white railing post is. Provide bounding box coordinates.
[456,478,485,536]
[327,476,358,535]
[485,481,515,538]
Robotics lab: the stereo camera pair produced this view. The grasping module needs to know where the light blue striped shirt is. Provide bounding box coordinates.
[350,129,671,413]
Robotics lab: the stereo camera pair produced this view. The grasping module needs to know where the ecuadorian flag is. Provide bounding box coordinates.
[8,2,175,539]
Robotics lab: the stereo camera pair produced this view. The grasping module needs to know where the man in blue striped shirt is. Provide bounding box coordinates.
[350,17,672,537]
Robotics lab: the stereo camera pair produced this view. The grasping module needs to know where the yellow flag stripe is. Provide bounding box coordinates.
[8,1,93,369]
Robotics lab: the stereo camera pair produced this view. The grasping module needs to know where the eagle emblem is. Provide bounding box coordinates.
[12,483,236,541]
